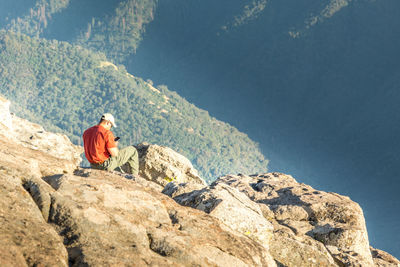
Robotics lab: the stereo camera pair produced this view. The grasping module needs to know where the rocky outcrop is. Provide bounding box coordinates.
[1,98,399,266]
[37,170,270,266]
[371,247,400,267]
[11,115,83,166]
[0,146,271,266]
[0,96,82,167]
[0,100,270,266]
[136,142,206,187]
[218,173,377,266]
[167,173,398,267]
[223,173,374,266]
[165,181,277,266]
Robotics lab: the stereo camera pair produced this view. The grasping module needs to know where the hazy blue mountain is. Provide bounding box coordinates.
[127,0,400,258]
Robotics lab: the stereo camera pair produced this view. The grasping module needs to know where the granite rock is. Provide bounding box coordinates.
[0,120,271,266]
[212,173,376,266]
[0,97,82,167]
[169,181,277,266]
[136,142,206,187]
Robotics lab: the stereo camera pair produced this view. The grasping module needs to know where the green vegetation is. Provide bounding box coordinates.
[76,0,157,63]
[0,30,268,182]
[4,0,157,64]
[6,0,69,37]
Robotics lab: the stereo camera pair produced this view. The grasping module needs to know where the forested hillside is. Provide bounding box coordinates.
[0,30,269,181]
[2,0,69,37]
[1,0,157,63]
[75,0,157,62]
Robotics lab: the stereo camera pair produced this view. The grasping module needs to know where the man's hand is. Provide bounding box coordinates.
[108,147,119,157]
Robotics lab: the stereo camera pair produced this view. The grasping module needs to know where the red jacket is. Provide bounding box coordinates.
[83,125,117,164]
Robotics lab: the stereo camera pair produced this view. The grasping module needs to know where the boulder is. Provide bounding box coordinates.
[170,181,277,266]
[0,135,79,177]
[371,247,400,267]
[136,143,206,187]
[213,173,376,267]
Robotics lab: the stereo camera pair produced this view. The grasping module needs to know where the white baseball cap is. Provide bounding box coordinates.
[101,113,117,127]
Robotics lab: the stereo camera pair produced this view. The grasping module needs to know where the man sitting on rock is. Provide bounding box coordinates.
[83,113,139,175]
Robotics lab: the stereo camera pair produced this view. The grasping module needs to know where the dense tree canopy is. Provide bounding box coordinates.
[2,0,156,63]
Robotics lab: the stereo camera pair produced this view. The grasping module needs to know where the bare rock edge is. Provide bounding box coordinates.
[1,98,399,267]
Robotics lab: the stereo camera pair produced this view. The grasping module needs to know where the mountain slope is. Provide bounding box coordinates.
[0,30,268,181]
[1,0,157,63]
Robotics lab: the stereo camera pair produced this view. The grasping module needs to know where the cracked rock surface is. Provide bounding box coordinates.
[0,132,270,266]
[43,169,271,266]
[167,173,400,267]
[214,173,375,266]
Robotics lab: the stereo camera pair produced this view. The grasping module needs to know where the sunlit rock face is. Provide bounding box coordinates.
[40,170,271,266]
[167,173,400,267]
[136,142,207,187]
[0,151,271,266]
[166,180,277,266]
[0,165,69,267]
[0,96,12,129]
[0,97,82,167]
[213,173,375,266]
[371,247,400,267]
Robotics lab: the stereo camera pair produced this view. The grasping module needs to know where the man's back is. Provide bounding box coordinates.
[83,125,116,164]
